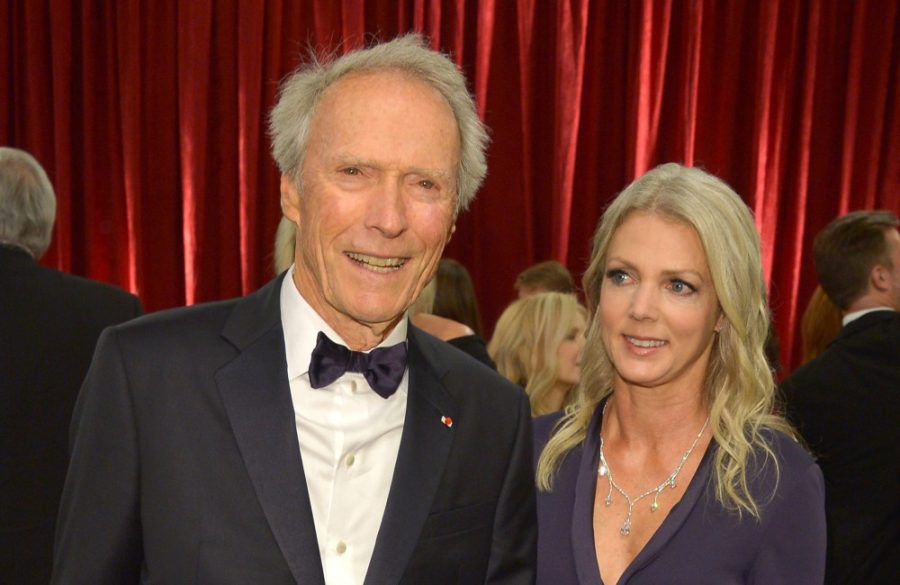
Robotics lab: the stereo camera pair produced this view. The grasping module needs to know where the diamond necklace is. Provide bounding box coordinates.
[597,402,709,536]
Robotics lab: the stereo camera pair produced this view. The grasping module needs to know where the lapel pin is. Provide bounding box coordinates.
[441,415,453,428]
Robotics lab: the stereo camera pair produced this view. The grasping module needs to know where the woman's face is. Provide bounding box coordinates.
[598,211,723,394]
[556,311,587,387]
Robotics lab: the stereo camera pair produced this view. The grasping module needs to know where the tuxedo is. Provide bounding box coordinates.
[1,245,142,584]
[781,310,899,584]
[52,273,536,584]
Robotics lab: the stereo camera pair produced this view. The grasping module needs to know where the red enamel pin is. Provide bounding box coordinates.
[441,415,453,428]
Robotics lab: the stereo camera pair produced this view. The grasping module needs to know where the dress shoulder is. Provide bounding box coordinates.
[533,411,566,451]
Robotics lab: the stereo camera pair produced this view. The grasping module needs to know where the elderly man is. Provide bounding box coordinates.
[0,147,142,584]
[781,210,899,585]
[53,36,536,584]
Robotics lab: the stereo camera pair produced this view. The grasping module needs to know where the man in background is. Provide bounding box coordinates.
[53,35,535,584]
[781,210,899,585]
[0,147,142,583]
[514,260,575,298]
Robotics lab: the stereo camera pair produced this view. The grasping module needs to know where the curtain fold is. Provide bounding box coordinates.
[2,0,897,372]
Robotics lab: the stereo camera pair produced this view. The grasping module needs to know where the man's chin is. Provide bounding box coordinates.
[341,302,409,327]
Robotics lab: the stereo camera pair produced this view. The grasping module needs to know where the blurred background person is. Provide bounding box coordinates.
[489,292,587,416]
[781,210,899,584]
[534,163,824,585]
[515,260,576,299]
[431,257,485,337]
[410,277,495,368]
[0,147,142,584]
[799,285,843,365]
[273,215,294,276]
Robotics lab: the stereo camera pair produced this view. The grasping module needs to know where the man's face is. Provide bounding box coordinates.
[281,70,460,347]
[885,227,900,310]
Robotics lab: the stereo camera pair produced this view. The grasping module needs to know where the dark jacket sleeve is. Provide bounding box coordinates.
[748,461,826,584]
[52,328,143,584]
[485,389,538,585]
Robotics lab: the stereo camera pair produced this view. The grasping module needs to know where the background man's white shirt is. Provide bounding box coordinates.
[842,306,895,326]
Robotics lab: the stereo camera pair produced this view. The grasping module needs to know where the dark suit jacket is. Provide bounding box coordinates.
[781,310,900,585]
[1,245,142,584]
[52,274,537,584]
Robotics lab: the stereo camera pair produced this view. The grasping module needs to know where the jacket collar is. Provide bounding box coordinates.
[838,308,896,341]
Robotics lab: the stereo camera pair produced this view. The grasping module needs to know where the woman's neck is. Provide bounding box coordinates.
[540,382,572,414]
[603,385,708,449]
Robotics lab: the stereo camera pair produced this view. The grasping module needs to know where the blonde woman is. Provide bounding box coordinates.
[534,164,825,584]
[489,292,587,416]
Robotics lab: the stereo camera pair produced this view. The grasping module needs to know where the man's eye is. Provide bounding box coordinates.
[418,179,435,189]
[341,167,361,176]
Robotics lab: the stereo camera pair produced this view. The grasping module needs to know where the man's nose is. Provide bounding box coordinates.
[365,178,408,237]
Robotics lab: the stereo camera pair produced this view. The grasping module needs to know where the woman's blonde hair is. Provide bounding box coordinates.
[489,292,587,416]
[536,163,796,518]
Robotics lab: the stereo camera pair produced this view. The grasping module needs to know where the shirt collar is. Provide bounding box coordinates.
[280,265,409,380]
[842,306,896,326]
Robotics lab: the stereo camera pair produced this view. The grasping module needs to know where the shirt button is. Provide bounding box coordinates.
[336,541,347,555]
[345,453,356,467]
[349,380,358,393]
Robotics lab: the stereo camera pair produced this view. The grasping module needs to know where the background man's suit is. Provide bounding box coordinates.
[53,274,536,584]
[781,310,899,584]
[1,245,142,584]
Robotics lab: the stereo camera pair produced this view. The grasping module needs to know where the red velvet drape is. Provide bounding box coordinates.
[2,0,897,373]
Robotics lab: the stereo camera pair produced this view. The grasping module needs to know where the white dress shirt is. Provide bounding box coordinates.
[841,306,895,326]
[280,270,408,585]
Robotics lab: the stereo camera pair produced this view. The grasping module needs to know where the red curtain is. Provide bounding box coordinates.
[2,0,897,373]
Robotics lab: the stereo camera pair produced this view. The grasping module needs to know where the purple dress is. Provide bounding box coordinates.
[534,403,826,584]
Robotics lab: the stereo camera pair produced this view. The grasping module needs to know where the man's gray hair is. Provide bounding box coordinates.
[268,34,489,215]
[0,147,56,258]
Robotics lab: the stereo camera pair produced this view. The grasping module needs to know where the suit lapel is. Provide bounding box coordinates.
[216,275,325,585]
[363,327,458,585]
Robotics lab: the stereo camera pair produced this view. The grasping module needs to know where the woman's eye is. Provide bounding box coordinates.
[606,269,629,285]
[670,279,696,295]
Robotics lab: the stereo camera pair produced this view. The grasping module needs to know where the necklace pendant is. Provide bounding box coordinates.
[604,494,612,506]
[620,519,631,536]
[598,464,608,477]
[650,500,659,512]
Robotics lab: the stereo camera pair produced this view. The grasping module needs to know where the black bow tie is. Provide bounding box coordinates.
[308,332,408,398]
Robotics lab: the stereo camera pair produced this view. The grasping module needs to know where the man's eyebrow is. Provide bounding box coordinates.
[331,154,377,168]
[331,155,452,180]
[407,167,452,180]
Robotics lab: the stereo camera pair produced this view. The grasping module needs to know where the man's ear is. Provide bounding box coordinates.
[280,174,301,222]
[871,264,891,292]
[447,223,457,243]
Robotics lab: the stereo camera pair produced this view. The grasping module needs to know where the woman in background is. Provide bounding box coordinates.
[800,285,842,364]
[534,163,825,584]
[410,277,495,368]
[489,292,587,416]
[432,258,485,336]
